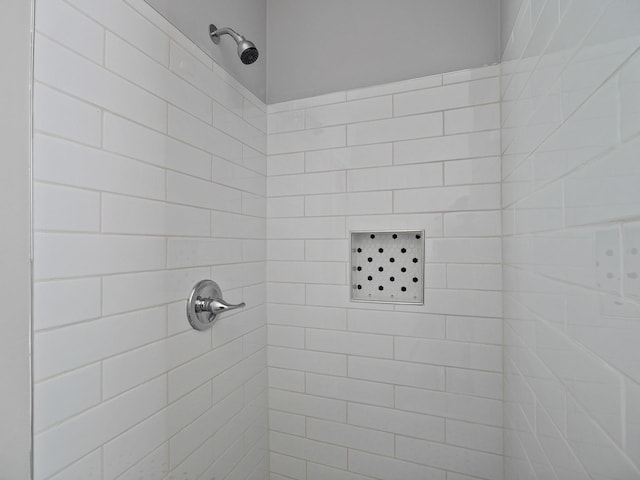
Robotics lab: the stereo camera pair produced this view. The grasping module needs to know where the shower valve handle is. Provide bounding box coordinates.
[195,297,246,315]
[187,280,246,331]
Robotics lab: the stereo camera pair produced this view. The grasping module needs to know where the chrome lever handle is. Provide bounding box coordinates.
[196,298,246,315]
[187,280,246,331]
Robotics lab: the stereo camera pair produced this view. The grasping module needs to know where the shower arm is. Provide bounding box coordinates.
[209,26,243,44]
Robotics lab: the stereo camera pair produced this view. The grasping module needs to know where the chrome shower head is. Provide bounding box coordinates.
[209,24,259,65]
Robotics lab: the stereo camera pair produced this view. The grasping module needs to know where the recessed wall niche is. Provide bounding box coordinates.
[350,231,425,304]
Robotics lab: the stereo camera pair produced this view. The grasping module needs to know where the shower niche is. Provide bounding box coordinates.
[350,230,425,305]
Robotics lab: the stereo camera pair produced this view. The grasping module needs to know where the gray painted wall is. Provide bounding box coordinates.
[145,0,267,101]
[267,0,501,103]
[0,0,33,478]
[144,0,500,103]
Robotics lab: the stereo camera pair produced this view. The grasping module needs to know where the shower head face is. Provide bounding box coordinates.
[238,41,259,64]
[210,24,259,65]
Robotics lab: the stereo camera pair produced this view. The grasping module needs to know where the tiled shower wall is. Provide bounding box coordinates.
[501,0,640,478]
[32,0,268,478]
[266,67,504,479]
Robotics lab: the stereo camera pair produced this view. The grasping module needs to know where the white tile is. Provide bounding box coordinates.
[103,113,211,177]
[267,217,345,239]
[102,268,206,316]
[444,211,501,237]
[268,171,345,197]
[167,170,241,212]
[394,131,500,164]
[395,337,502,371]
[306,373,393,407]
[35,34,167,131]
[34,307,166,381]
[446,316,503,346]
[395,77,499,116]
[306,239,349,262]
[307,463,371,480]
[446,367,503,400]
[347,309,445,339]
[268,347,346,376]
[106,33,211,123]
[447,264,502,290]
[624,222,640,299]
[564,137,640,227]
[306,329,393,358]
[348,450,445,480]
[566,396,640,480]
[34,233,166,280]
[347,112,442,145]
[33,278,101,330]
[34,183,100,233]
[268,304,347,330]
[169,106,243,162]
[33,83,102,146]
[34,364,101,433]
[268,126,346,155]
[267,240,305,261]
[269,452,305,480]
[346,213,443,237]
[168,339,244,402]
[267,261,345,284]
[35,0,104,63]
[395,184,501,213]
[421,289,502,318]
[269,389,345,422]
[305,191,392,216]
[348,356,444,390]
[445,103,501,134]
[34,377,167,479]
[103,384,210,480]
[267,196,305,218]
[115,444,168,480]
[426,237,502,263]
[396,435,503,480]
[347,163,443,191]
[306,96,392,128]
[213,102,266,154]
[446,419,503,454]
[169,388,243,467]
[268,152,305,176]
[305,143,392,172]
[268,325,305,349]
[48,450,102,480]
[269,431,347,469]
[348,403,444,442]
[211,211,265,239]
[267,283,306,305]
[395,386,503,426]
[268,109,305,134]
[34,134,166,201]
[269,410,306,436]
[102,331,210,399]
[307,418,394,456]
[65,0,169,65]
[444,157,501,185]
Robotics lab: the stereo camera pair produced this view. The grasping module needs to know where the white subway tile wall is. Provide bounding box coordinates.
[501,0,640,478]
[267,64,503,479]
[32,0,267,478]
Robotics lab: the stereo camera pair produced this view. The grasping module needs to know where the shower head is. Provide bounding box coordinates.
[209,24,259,65]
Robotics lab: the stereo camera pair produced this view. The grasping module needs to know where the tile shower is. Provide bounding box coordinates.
[30,1,640,480]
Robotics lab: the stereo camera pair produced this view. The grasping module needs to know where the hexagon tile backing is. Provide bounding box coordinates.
[350,231,425,304]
